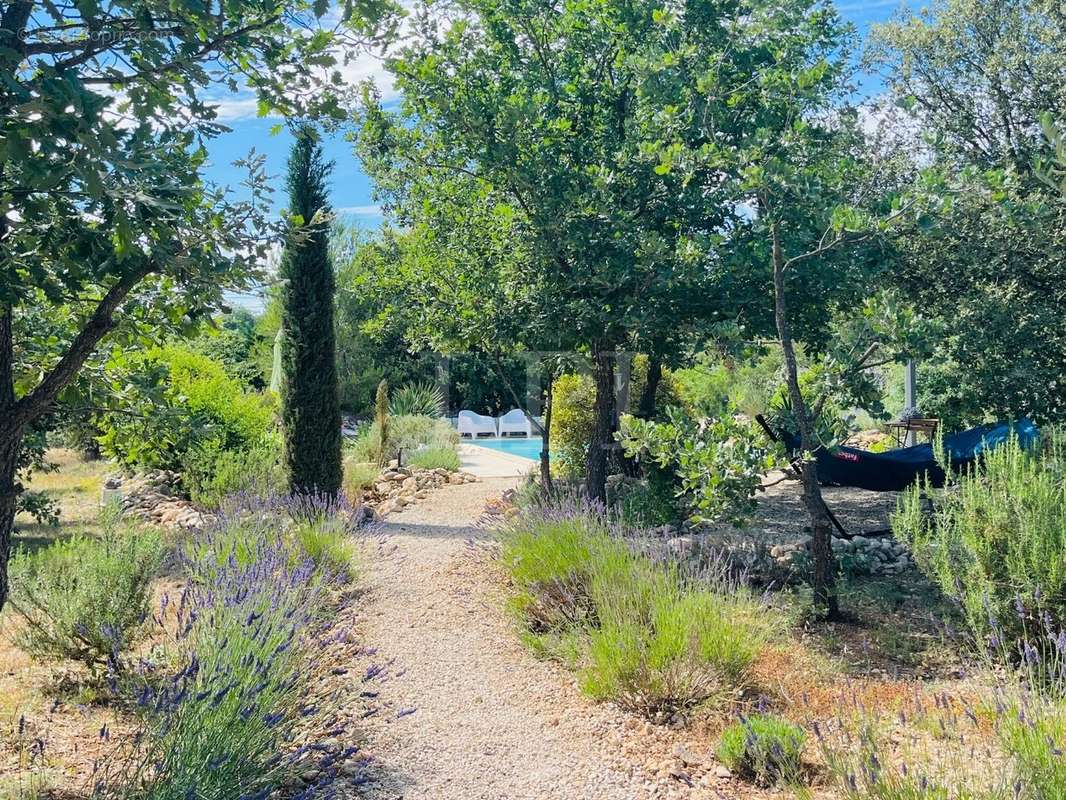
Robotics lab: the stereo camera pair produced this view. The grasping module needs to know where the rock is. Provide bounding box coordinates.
[667,766,690,783]
[713,764,732,778]
[448,473,465,485]
[670,744,702,767]
[402,476,418,492]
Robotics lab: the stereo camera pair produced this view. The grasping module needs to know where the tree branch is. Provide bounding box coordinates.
[10,265,153,432]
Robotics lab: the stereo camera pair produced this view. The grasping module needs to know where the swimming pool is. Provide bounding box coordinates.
[470,437,544,461]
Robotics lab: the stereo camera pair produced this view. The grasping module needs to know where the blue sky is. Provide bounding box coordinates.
[206,1,908,234]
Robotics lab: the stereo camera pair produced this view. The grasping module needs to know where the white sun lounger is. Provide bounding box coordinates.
[457,410,498,438]
[498,408,533,437]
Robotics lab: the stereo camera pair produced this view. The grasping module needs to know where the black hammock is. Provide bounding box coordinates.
[760,417,1040,493]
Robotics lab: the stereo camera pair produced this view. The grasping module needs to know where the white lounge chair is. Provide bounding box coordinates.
[457,410,497,438]
[498,408,533,437]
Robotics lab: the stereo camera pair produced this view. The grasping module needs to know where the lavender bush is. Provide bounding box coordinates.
[818,603,1066,800]
[716,713,806,787]
[499,493,772,713]
[95,492,371,800]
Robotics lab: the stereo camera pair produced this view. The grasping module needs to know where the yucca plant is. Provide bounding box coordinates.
[390,380,445,418]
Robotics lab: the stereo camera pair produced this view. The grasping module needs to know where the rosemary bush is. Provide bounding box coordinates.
[893,429,1066,641]
[7,507,162,670]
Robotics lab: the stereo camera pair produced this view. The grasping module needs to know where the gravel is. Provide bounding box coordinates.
[348,477,709,800]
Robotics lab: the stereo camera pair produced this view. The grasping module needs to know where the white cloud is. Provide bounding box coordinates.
[835,0,908,14]
[337,204,384,216]
[211,95,268,122]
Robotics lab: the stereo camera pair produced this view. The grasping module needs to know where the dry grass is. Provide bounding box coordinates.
[14,450,111,552]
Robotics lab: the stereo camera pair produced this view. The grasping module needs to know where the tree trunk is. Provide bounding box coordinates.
[0,309,21,613]
[770,222,839,619]
[0,430,22,613]
[585,349,616,505]
[540,369,554,493]
[636,355,662,420]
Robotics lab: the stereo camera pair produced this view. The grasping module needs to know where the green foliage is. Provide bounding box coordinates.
[717,714,807,787]
[352,414,458,466]
[390,381,445,417]
[893,429,1066,641]
[765,373,849,448]
[613,473,678,529]
[105,490,375,800]
[15,426,60,526]
[550,374,597,481]
[581,568,767,713]
[290,512,358,580]
[182,437,285,510]
[673,346,786,420]
[627,355,684,418]
[353,0,827,500]
[7,509,163,669]
[618,409,776,525]
[998,702,1066,798]
[409,446,461,472]
[500,502,770,714]
[99,345,275,472]
[820,687,1066,800]
[279,129,343,496]
[331,226,529,417]
[192,310,267,391]
[0,0,397,612]
[867,1,1066,427]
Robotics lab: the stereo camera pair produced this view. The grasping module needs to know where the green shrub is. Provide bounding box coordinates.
[550,373,596,480]
[182,436,284,509]
[673,346,785,419]
[717,714,806,787]
[500,500,770,713]
[390,380,445,417]
[501,510,606,635]
[893,429,1066,641]
[343,457,380,499]
[618,408,776,525]
[999,701,1066,798]
[98,345,275,471]
[291,509,358,579]
[109,495,360,800]
[409,446,460,472]
[582,565,767,713]
[820,688,1063,800]
[351,414,458,465]
[612,470,678,528]
[7,509,163,669]
[627,355,684,417]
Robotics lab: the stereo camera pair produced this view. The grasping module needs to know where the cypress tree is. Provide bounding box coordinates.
[278,126,342,496]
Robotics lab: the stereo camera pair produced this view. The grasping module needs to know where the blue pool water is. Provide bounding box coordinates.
[470,437,544,461]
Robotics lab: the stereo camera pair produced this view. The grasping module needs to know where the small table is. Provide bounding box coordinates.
[886,418,940,448]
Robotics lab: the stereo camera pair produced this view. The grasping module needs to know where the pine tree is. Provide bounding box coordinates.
[279,127,342,496]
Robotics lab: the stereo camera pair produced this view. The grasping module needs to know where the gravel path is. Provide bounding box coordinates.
[350,478,704,800]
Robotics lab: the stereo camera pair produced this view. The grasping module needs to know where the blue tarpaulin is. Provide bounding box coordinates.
[789,419,1040,493]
